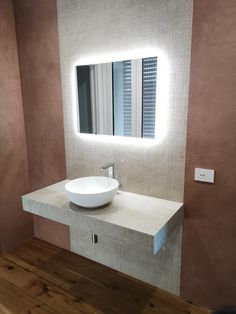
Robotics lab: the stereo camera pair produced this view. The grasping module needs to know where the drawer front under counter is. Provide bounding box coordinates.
[70,226,152,273]
[69,216,154,255]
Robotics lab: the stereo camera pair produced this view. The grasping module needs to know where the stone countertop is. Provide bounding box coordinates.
[22,180,183,254]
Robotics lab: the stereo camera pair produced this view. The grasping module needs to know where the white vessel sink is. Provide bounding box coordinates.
[65,176,119,208]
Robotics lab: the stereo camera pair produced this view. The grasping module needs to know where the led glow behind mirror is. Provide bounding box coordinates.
[72,49,169,144]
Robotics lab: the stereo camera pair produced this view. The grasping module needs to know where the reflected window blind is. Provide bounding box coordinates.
[142,57,157,139]
[123,60,132,136]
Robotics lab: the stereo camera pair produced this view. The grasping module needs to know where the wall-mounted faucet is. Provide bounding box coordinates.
[101,163,114,178]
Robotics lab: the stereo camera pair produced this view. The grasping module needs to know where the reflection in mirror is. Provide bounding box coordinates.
[76,57,158,139]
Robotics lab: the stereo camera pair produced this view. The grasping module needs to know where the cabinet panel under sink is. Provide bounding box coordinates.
[70,225,182,294]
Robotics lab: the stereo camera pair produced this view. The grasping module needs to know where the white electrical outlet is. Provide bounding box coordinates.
[194,168,215,183]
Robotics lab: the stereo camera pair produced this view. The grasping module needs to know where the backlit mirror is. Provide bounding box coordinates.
[76,56,158,139]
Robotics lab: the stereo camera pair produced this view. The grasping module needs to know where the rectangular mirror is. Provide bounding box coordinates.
[76,56,158,139]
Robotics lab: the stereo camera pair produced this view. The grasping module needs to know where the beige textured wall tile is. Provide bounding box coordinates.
[56,0,193,294]
[57,0,193,202]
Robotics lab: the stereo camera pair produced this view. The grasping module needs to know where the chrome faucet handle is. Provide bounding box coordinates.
[101,163,114,178]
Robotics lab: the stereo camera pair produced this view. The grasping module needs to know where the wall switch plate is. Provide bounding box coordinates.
[194,168,215,183]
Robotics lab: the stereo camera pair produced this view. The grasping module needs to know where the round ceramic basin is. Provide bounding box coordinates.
[65,176,119,208]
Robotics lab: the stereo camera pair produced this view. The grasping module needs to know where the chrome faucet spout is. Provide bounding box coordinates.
[101,163,114,178]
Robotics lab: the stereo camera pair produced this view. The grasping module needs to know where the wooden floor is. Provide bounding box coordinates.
[0,238,211,314]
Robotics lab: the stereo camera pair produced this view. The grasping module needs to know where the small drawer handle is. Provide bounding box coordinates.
[91,233,98,244]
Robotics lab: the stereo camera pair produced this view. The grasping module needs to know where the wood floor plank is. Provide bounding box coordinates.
[0,238,211,314]
[4,238,61,269]
[0,255,37,288]
[0,277,58,314]
[0,256,105,314]
[33,259,85,290]
[37,250,210,314]
[1,254,156,314]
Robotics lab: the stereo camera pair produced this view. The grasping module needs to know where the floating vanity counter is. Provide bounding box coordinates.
[22,180,183,255]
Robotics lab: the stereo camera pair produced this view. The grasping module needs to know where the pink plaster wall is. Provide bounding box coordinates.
[13,0,70,250]
[182,0,236,309]
[0,0,34,252]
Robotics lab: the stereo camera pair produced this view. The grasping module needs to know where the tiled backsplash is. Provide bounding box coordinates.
[57,0,193,294]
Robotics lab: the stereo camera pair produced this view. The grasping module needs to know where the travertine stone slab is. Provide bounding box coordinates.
[22,180,183,255]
